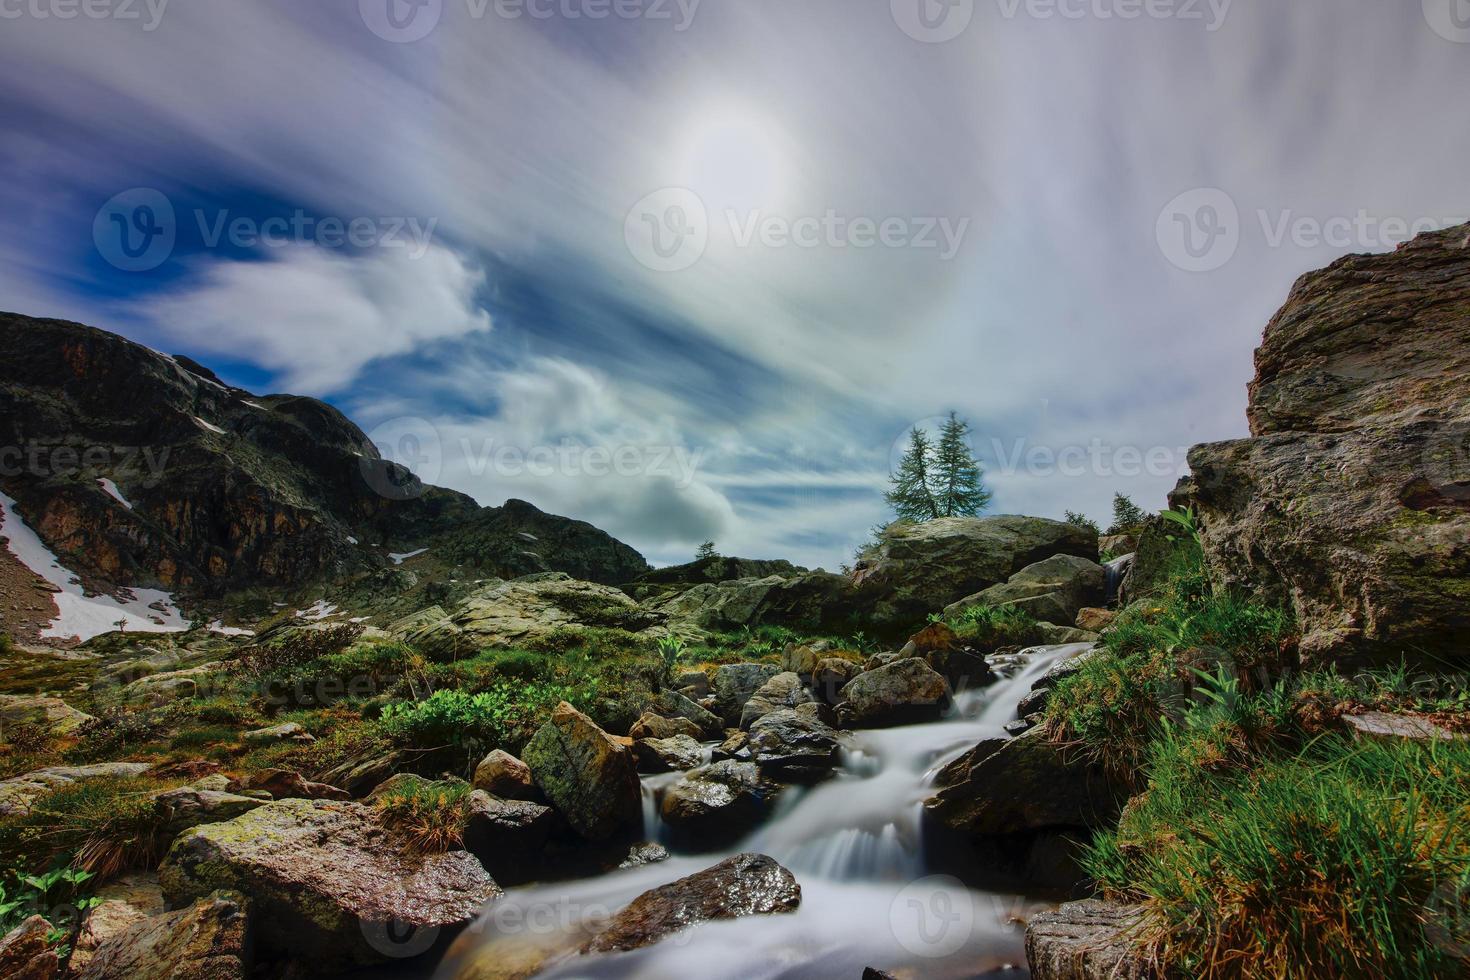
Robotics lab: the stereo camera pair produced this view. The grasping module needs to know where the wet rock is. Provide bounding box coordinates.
[0,916,59,980]
[473,749,537,800]
[837,659,951,728]
[1025,899,1155,980]
[0,694,93,735]
[74,889,251,980]
[159,799,499,968]
[851,516,1098,626]
[463,791,556,884]
[710,729,750,762]
[0,762,151,818]
[1004,718,1035,738]
[659,760,776,846]
[748,704,843,781]
[711,663,781,727]
[632,734,704,773]
[810,657,862,705]
[647,689,723,739]
[739,671,815,729]
[522,701,642,841]
[581,853,800,954]
[240,722,312,745]
[628,711,703,741]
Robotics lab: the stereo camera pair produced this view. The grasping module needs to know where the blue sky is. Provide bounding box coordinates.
[2,0,1467,568]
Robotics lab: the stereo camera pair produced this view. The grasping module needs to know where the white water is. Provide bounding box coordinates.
[440,644,1092,980]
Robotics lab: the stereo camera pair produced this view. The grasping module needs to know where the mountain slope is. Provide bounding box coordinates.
[0,313,649,611]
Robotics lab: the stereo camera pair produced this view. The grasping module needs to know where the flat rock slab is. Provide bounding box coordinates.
[1025,899,1156,980]
[0,694,94,734]
[74,889,251,980]
[0,762,152,817]
[1343,711,1466,743]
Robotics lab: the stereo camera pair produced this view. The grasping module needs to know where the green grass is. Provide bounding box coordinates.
[372,777,473,854]
[946,603,1045,650]
[379,682,587,770]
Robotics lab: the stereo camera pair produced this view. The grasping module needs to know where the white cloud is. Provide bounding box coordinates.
[144,244,491,393]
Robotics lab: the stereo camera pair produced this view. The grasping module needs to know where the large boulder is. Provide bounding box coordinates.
[0,916,58,980]
[1025,900,1155,980]
[472,750,537,800]
[71,873,166,974]
[159,799,499,969]
[1177,224,1470,665]
[739,671,815,729]
[0,695,93,735]
[646,572,857,632]
[521,701,642,841]
[462,791,556,884]
[152,788,266,836]
[632,734,705,773]
[852,516,1098,626]
[74,890,251,980]
[810,657,862,705]
[646,689,723,739]
[628,712,703,741]
[946,554,1108,627]
[711,663,781,727]
[747,704,843,781]
[837,659,951,728]
[581,854,800,954]
[659,760,777,846]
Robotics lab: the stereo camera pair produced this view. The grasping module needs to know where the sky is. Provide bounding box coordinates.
[1,0,1467,569]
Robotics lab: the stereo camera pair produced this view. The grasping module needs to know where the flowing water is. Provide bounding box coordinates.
[436,644,1093,980]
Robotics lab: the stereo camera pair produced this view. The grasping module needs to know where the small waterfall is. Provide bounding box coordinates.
[1105,552,1135,603]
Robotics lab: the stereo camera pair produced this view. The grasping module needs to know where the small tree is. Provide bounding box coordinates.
[1065,510,1100,536]
[1108,493,1149,535]
[886,427,940,522]
[695,540,718,562]
[933,412,991,517]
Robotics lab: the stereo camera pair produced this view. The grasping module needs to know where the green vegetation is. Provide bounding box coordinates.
[373,778,473,855]
[695,540,718,561]
[944,603,1045,650]
[1107,492,1149,535]
[886,412,991,522]
[0,865,100,954]
[1064,509,1101,535]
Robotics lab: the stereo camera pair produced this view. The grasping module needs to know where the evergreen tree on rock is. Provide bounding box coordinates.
[933,412,991,517]
[886,427,940,522]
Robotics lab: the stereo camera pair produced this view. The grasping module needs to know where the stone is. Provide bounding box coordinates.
[646,572,857,633]
[780,644,821,677]
[628,711,703,741]
[673,670,710,696]
[0,694,93,735]
[632,734,704,773]
[711,663,781,727]
[522,701,642,841]
[946,554,1108,628]
[473,749,537,800]
[1175,223,1470,664]
[0,763,152,818]
[0,916,58,980]
[837,659,952,728]
[1098,534,1138,557]
[320,749,409,797]
[462,791,556,883]
[810,658,862,705]
[114,666,218,705]
[240,722,313,745]
[1075,607,1116,632]
[1036,623,1101,645]
[646,689,723,739]
[659,760,776,846]
[581,854,800,954]
[711,729,751,762]
[152,788,266,836]
[1025,900,1155,980]
[159,799,499,969]
[74,890,251,980]
[739,671,815,729]
[235,768,351,801]
[1342,711,1466,743]
[747,704,843,781]
[71,873,166,973]
[851,516,1098,626]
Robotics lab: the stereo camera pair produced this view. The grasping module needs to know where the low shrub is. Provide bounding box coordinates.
[379,681,583,768]
[948,603,1044,650]
[373,779,472,855]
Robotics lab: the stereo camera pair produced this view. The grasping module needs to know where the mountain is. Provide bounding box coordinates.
[0,313,649,619]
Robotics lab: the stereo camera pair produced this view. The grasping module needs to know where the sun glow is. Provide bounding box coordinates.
[676,104,792,213]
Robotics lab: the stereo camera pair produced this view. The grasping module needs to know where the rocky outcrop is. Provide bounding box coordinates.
[646,571,858,632]
[152,787,266,835]
[0,916,59,980]
[711,663,781,727]
[748,704,843,780]
[0,314,646,607]
[852,516,1098,626]
[621,556,808,601]
[837,659,951,728]
[659,760,777,846]
[1175,225,1470,664]
[739,671,816,729]
[71,874,166,973]
[0,762,152,817]
[0,694,94,734]
[74,889,251,980]
[472,750,537,800]
[581,854,800,954]
[159,799,499,968]
[1025,900,1155,980]
[521,702,642,841]
[946,554,1107,627]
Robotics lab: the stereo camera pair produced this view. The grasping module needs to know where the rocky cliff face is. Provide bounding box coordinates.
[0,314,648,602]
[1178,224,1470,664]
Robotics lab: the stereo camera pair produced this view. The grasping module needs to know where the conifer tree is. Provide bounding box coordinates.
[1108,492,1148,534]
[933,412,991,517]
[886,427,940,521]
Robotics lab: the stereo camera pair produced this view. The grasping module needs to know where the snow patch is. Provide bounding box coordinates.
[389,548,428,565]
[295,600,339,621]
[0,491,188,642]
[193,417,226,435]
[346,536,359,545]
[242,400,269,411]
[98,479,132,510]
[207,620,254,637]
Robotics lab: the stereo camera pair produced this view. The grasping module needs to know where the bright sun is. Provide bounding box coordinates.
[676,105,791,213]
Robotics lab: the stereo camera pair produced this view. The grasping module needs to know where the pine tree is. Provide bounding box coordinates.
[1108,493,1148,534]
[1065,510,1100,536]
[886,427,940,521]
[933,412,991,517]
[695,540,718,561]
